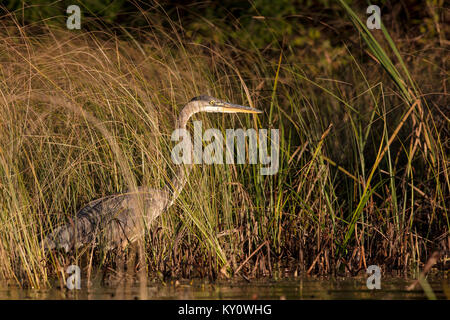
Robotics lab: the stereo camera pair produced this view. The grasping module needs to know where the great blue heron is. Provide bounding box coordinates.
[43,95,262,252]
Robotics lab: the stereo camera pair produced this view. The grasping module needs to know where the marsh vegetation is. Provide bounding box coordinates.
[0,1,448,290]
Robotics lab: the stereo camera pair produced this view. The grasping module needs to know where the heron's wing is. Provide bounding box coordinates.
[43,189,169,252]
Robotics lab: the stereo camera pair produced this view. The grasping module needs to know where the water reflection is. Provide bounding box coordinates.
[0,276,448,300]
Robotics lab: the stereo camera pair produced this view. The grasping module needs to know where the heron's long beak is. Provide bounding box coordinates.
[222,103,262,114]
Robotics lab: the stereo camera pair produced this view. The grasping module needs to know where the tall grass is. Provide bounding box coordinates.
[0,4,448,288]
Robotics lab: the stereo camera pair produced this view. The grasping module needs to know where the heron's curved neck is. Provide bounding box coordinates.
[166,101,203,207]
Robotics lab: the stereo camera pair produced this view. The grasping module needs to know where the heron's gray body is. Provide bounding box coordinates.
[43,187,170,252]
[42,96,261,252]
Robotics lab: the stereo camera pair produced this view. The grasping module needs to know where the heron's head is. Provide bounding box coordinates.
[190,95,262,114]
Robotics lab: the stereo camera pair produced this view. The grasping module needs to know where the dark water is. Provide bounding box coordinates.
[0,276,448,299]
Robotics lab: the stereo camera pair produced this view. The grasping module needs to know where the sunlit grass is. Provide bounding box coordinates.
[0,5,447,288]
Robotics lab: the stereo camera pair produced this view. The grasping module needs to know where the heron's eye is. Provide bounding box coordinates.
[209,100,216,105]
